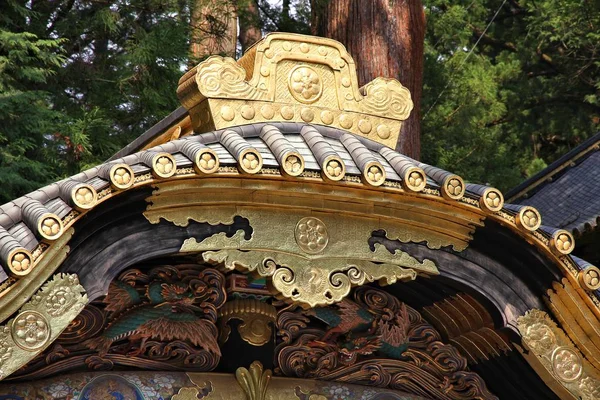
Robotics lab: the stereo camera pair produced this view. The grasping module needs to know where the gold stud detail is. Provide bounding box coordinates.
[239,149,263,174]
[551,230,575,255]
[300,107,314,122]
[516,207,541,231]
[71,184,97,210]
[358,119,372,134]
[289,66,322,104]
[404,167,427,192]
[376,125,391,139]
[441,175,465,200]
[281,106,294,120]
[260,105,275,119]
[295,217,328,254]
[339,114,353,129]
[323,156,345,181]
[8,249,33,276]
[194,149,219,174]
[320,110,334,125]
[152,153,176,178]
[11,310,50,351]
[299,43,310,53]
[282,152,304,177]
[241,105,255,120]
[109,164,134,190]
[221,105,235,121]
[38,214,63,241]
[480,188,504,213]
[264,49,274,59]
[364,162,386,186]
[282,41,292,51]
[579,266,600,291]
[341,77,351,87]
[260,67,270,77]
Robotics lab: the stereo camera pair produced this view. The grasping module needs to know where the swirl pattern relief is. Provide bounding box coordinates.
[195,56,267,100]
[360,78,413,120]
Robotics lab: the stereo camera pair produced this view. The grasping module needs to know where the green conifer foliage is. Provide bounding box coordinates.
[1,0,598,199]
[422,0,600,190]
[0,1,66,202]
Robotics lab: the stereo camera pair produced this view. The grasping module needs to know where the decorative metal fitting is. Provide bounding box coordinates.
[238,149,263,174]
[194,148,220,174]
[322,155,345,181]
[70,183,98,210]
[550,230,575,255]
[218,299,277,347]
[403,167,427,192]
[515,206,542,231]
[37,214,64,241]
[295,217,329,254]
[151,153,177,179]
[479,188,504,213]
[7,248,33,276]
[578,265,600,291]
[109,163,134,190]
[441,175,465,200]
[281,151,305,177]
[236,361,272,400]
[363,161,386,186]
[11,310,50,351]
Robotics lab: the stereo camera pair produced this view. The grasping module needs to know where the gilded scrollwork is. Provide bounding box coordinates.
[177,33,414,148]
[517,309,600,399]
[203,248,427,308]
[192,56,267,103]
[359,78,413,120]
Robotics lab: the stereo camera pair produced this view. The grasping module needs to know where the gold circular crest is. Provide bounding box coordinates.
[580,266,600,291]
[551,346,583,382]
[11,310,50,351]
[288,66,323,104]
[295,217,328,254]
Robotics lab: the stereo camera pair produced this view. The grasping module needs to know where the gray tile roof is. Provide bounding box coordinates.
[512,135,600,235]
[0,122,589,304]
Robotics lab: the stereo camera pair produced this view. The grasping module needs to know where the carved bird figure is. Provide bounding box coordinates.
[85,280,221,356]
[340,303,410,359]
[304,299,376,342]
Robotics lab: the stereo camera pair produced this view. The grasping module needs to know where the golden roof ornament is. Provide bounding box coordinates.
[177,33,414,148]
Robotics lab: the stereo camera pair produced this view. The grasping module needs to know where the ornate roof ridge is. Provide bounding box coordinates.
[0,122,597,317]
[176,32,413,149]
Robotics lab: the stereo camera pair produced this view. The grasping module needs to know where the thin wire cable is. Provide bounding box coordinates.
[423,0,508,119]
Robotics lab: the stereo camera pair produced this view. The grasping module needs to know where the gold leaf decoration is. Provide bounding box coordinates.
[203,249,429,308]
[517,309,600,399]
[0,273,87,380]
[236,361,272,400]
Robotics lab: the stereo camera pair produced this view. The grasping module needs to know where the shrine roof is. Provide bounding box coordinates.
[0,122,593,296]
[507,132,600,236]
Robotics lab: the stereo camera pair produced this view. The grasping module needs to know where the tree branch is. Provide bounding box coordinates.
[471,26,517,52]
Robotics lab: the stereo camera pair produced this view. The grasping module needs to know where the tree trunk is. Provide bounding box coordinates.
[238,0,262,53]
[189,0,238,66]
[312,0,425,159]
